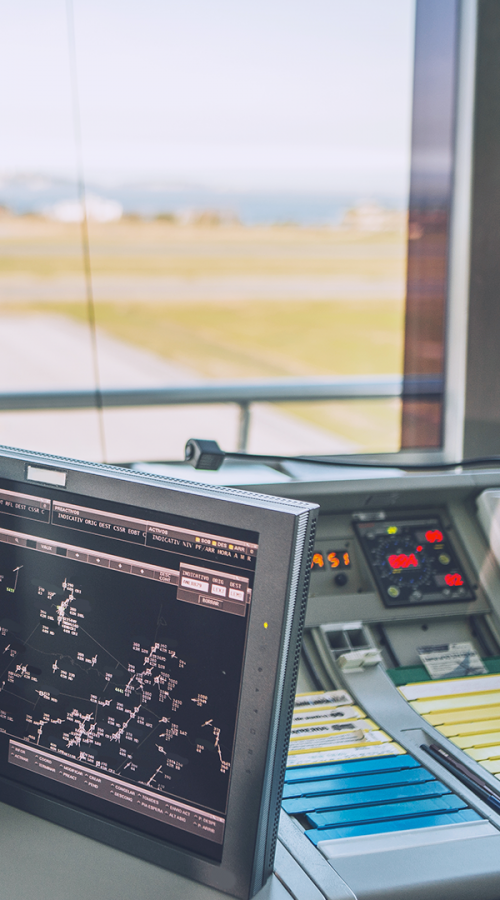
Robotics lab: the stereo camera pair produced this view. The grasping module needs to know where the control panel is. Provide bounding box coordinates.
[354,516,475,608]
[305,506,488,627]
[311,545,352,587]
[273,473,500,900]
[308,535,367,600]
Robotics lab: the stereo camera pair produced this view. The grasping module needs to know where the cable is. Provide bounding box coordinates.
[279,455,500,471]
[184,438,500,472]
[66,0,107,463]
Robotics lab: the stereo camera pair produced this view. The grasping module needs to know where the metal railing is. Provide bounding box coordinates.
[0,374,442,452]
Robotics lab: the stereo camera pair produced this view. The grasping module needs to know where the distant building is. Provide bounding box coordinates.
[341,202,406,232]
[177,209,240,227]
[46,194,123,223]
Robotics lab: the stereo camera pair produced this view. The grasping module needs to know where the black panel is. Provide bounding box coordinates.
[355,516,474,607]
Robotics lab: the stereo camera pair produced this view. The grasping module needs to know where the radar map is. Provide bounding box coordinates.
[0,486,257,854]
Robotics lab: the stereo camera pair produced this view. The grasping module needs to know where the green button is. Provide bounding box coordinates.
[439,554,450,565]
[388,586,400,598]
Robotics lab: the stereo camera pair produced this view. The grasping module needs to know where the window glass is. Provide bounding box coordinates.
[0,0,415,462]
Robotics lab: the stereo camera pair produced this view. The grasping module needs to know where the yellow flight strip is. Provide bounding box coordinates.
[437,719,500,737]
[409,692,500,715]
[398,674,500,702]
[289,718,377,742]
[465,745,500,761]
[423,705,500,726]
[399,677,500,776]
[291,705,366,728]
[294,689,353,710]
[288,691,394,763]
[286,741,405,768]
[451,731,500,749]
[288,731,392,755]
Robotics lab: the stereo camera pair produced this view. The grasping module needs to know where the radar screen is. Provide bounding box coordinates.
[0,482,258,862]
[354,516,475,608]
[0,448,317,900]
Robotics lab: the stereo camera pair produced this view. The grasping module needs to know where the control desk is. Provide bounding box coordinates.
[4,464,500,900]
[268,465,500,900]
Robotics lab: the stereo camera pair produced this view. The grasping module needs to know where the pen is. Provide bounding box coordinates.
[421,742,500,814]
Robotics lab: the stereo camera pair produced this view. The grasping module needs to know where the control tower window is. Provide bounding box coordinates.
[0,1,421,461]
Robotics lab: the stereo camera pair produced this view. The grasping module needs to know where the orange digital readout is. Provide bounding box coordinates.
[311,552,325,569]
[327,551,351,569]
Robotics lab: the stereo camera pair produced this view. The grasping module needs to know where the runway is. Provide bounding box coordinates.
[0,314,357,463]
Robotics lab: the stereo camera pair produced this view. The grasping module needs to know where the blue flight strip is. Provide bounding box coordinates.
[283,753,482,845]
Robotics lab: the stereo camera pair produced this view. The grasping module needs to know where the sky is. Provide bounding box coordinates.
[0,0,415,195]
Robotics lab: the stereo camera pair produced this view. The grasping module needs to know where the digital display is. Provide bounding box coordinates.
[0,481,258,861]
[423,529,443,543]
[327,551,351,569]
[354,516,474,607]
[311,552,324,569]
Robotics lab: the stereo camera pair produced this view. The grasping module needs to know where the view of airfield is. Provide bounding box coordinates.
[0,201,407,462]
[0,0,415,464]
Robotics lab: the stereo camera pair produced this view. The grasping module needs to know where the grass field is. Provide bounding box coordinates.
[0,214,407,280]
[0,214,407,453]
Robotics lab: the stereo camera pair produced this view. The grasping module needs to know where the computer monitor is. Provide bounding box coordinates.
[0,446,317,899]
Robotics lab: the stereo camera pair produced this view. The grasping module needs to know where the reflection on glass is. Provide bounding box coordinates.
[0,1,415,462]
[401,0,458,449]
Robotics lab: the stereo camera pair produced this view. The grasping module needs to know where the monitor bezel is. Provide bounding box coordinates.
[0,445,317,900]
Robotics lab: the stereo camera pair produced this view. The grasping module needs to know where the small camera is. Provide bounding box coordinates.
[184,439,225,471]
